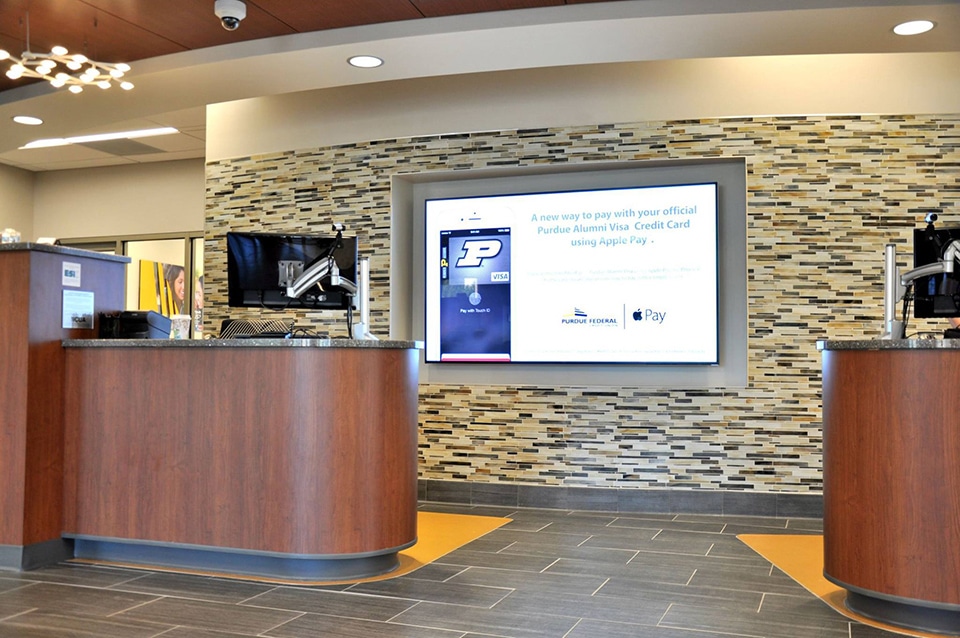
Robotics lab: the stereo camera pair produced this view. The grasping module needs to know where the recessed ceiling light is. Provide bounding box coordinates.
[348,55,383,69]
[12,115,43,126]
[19,126,179,149]
[893,20,935,36]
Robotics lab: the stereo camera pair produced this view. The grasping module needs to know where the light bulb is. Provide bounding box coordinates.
[66,61,82,70]
[7,64,24,79]
[50,77,65,87]
[115,62,130,72]
[72,54,88,64]
[0,50,9,61]
[97,80,111,89]
[110,68,124,78]
[120,81,134,90]
[51,45,68,56]
[68,85,83,94]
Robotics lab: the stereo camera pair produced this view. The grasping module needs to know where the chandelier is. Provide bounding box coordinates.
[0,46,133,94]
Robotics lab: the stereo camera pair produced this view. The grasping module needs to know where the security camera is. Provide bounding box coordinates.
[214,0,246,31]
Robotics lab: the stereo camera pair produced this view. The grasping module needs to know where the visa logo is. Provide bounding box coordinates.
[491,271,510,282]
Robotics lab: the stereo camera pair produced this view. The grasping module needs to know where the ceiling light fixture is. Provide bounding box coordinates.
[893,20,935,35]
[19,126,178,150]
[12,115,43,126]
[348,55,384,69]
[0,46,133,93]
[0,13,133,93]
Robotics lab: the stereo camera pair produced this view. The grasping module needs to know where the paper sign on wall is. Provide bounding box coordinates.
[62,262,82,287]
[62,290,94,329]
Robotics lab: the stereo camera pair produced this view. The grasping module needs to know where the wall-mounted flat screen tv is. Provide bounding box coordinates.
[424,182,719,364]
[226,231,358,310]
[913,224,960,319]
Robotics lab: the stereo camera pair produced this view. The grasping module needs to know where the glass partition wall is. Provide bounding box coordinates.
[60,232,204,338]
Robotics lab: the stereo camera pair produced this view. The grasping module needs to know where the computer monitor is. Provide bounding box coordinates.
[912,223,960,319]
[226,231,358,310]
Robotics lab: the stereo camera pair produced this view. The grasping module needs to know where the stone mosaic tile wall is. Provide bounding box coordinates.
[205,114,960,494]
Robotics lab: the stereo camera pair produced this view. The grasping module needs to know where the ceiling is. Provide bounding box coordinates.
[0,0,958,172]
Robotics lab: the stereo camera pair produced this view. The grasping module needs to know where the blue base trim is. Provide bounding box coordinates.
[70,537,406,581]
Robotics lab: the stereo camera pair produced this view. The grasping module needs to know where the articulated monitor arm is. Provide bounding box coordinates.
[286,255,358,300]
[881,239,960,339]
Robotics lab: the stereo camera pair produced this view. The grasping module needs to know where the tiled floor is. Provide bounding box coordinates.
[0,503,903,638]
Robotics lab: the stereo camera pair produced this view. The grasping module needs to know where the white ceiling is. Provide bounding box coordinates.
[0,0,957,172]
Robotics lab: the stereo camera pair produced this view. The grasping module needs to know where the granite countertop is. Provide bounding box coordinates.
[64,338,422,349]
[818,338,960,350]
[0,242,130,263]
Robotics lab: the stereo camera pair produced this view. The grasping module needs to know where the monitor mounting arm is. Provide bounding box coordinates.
[881,240,960,339]
[285,254,358,300]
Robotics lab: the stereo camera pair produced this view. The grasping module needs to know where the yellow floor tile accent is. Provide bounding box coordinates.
[739,534,948,638]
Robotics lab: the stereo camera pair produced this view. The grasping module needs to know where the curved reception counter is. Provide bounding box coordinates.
[819,339,960,634]
[62,338,421,581]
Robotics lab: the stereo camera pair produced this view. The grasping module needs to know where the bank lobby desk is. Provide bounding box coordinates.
[819,339,960,634]
[61,338,421,581]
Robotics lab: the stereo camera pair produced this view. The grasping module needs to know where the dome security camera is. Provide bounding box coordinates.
[214,0,246,31]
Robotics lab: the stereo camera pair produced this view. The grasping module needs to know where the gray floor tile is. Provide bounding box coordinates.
[392,600,579,638]
[116,597,300,634]
[437,549,559,572]
[0,610,168,638]
[446,566,608,597]
[566,618,753,638]
[0,507,894,638]
[265,612,466,638]
[242,587,417,621]
[347,577,512,607]
[109,571,275,604]
[494,540,639,565]
[545,557,696,586]
[0,582,160,616]
[661,601,848,638]
[493,589,670,625]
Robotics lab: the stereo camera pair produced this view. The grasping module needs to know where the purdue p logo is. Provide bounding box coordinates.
[456,239,502,268]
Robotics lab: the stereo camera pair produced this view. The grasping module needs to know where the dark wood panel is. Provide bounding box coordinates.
[0,252,32,545]
[0,248,125,548]
[64,345,419,556]
[822,349,960,606]
[254,0,425,32]
[410,0,561,18]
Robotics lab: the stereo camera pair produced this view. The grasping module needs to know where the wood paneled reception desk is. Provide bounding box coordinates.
[62,338,421,581]
[0,244,127,571]
[819,340,960,635]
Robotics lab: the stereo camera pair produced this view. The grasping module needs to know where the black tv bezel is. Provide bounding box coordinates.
[913,225,960,319]
[226,231,359,310]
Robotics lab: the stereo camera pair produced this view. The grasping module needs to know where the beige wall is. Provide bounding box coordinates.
[0,164,34,240]
[207,53,960,162]
[32,159,205,241]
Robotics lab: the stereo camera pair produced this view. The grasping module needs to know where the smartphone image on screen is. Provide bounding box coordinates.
[438,225,512,361]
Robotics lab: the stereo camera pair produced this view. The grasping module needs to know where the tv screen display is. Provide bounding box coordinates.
[913,224,960,319]
[424,182,719,364]
[226,232,358,310]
